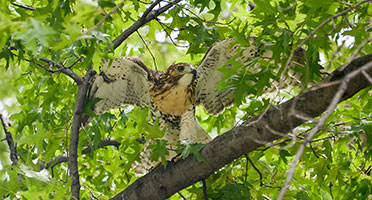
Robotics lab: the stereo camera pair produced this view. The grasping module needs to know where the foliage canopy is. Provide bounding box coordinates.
[0,0,371,199]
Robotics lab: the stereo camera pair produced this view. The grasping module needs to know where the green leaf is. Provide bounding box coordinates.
[83,97,101,117]
[181,141,207,163]
[148,139,169,167]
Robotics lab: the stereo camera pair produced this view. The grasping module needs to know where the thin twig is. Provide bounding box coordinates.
[349,35,372,64]
[202,179,208,200]
[279,0,371,88]
[309,143,320,158]
[11,2,35,10]
[142,0,162,19]
[177,192,187,200]
[0,113,18,165]
[246,155,281,189]
[10,49,84,85]
[125,172,131,183]
[157,20,189,48]
[166,1,235,25]
[277,60,372,200]
[67,56,84,69]
[111,0,182,50]
[40,58,84,85]
[22,70,33,75]
[136,31,158,70]
[88,1,125,32]
[326,40,345,71]
[48,154,68,177]
[138,0,152,4]
[81,138,121,154]
[310,135,336,143]
[244,154,249,183]
[42,138,121,170]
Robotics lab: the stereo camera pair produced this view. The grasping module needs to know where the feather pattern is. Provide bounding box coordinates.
[90,57,151,114]
[195,38,309,115]
[89,38,318,175]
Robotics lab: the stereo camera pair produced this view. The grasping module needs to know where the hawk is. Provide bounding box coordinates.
[89,38,309,174]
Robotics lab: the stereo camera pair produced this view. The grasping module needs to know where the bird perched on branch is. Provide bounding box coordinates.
[88,38,312,174]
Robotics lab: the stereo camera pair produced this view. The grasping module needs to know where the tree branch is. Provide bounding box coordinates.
[88,1,125,32]
[278,58,372,199]
[280,0,371,87]
[39,58,84,85]
[81,137,121,154]
[11,2,35,10]
[0,113,18,165]
[111,0,182,50]
[41,138,120,177]
[69,69,96,200]
[111,54,372,200]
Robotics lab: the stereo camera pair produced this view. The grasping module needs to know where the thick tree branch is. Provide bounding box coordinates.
[69,69,96,200]
[0,113,18,165]
[111,0,182,50]
[111,54,372,200]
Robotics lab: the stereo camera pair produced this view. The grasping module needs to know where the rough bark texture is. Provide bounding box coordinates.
[69,69,96,200]
[112,54,372,200]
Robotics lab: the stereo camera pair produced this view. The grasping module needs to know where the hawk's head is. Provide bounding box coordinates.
[150,63,197,115]
[165,63,196,87]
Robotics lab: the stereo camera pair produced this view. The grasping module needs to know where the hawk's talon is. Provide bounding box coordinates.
[150,160,162,171]
[171,154,183,163]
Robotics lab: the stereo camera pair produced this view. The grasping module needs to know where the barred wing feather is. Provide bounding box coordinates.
[90,57,151,114]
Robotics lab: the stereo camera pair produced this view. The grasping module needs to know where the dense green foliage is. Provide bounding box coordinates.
[0,0,371,199]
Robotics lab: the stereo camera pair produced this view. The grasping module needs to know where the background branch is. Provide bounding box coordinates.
[40,138,121,173]
[278,59,372,199]
[111,0,182,50]
[111,54,372,200]
[280,0,371,87]
[39,58,84,85]
[88,1,125,32]
[9,49,84,85]
[0,113,18,165]
[81,138,121,154]
[11,2,35,10]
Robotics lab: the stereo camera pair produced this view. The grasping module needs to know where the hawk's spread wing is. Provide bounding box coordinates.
[195,38,270,115]
[89,57,151,114]
[195,38,311,115]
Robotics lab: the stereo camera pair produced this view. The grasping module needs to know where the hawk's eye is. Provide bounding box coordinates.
[177,66,184,72]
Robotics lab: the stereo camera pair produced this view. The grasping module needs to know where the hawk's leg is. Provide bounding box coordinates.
[179,107,212,143]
